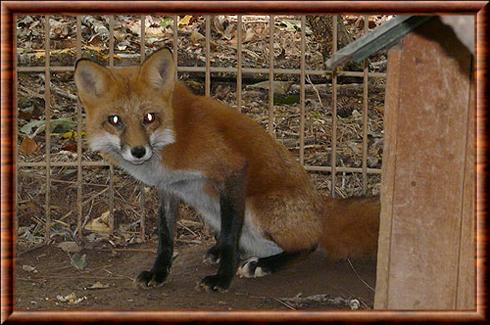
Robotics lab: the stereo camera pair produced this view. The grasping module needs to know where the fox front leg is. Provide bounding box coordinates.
[136,191,178,288]
[199,166,246,292]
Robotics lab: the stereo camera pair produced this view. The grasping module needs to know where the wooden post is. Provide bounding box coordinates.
[374,18,475,310]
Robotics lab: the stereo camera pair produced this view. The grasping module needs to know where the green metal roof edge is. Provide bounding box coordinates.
[326,15,436,70]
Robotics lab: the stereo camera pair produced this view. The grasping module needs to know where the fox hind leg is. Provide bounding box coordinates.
[236,249,313,278]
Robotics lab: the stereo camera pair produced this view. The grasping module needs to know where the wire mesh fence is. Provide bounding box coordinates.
[16,15,386,244]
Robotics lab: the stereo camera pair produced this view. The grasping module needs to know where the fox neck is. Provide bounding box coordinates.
[110,145,200,189]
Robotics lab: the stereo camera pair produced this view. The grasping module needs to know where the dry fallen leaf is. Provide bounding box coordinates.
[18,110,33,121]
[57,241,81,253]
[61,143,78,153]
[246,80,293,96]
[244,28,255,43]
[84,210,111,233]
[178,15,192,28]
[212,16,234,40]
[22,264,38,273]
[62,130,87,139]
[56,292,86,304]
[70,253,87,271]
[190,30,205,44]
[230,28,256,46]
[19,136,38,155]
[86,281,110,290]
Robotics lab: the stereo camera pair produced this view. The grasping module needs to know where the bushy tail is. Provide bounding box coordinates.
[320,195,380,261]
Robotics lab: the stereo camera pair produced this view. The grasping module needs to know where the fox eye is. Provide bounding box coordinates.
[108,115,122,127]
[143,112,156,124]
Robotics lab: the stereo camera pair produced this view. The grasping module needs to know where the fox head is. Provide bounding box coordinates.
[74,48,176,165]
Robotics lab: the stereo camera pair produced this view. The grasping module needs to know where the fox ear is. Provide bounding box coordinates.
[139,48,175,94]
[74,59,112,101]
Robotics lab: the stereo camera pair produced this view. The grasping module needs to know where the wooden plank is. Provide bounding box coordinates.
[373,44,403,310]
[375,18,474,309]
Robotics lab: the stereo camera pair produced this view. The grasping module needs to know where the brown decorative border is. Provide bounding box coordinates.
[1,1,488,14]
[1,1,488,323]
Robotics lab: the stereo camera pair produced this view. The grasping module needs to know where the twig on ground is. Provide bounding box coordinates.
[177,220,199,237]
[280,293,364,310]
[175,238,202,244]
[51,83,78,101]
[103,268,135,282]
[17,243,46,257]
[306,74,323,108]
[347,257,375,292]
[273,297,297,310]
[95,247,156,253]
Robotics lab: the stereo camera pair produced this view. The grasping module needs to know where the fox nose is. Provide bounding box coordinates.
[130,146,146,159]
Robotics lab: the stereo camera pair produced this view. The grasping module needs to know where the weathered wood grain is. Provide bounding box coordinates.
[374,42,402,311]
[455,61,475,310]
[374,18,476,310]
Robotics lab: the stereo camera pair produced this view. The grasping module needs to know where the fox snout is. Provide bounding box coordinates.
[120,127,176,164]
[121,144,153,165]
[131,146,147,159]
[87,127,175,166]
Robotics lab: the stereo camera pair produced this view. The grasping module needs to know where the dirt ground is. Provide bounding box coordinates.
[15,241,376,311]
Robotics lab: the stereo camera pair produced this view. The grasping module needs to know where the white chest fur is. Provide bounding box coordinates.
[116,154,200,188]
[116,154,221,229]
[116,154,283,258]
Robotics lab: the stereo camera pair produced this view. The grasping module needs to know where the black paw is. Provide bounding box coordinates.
[203,244,222,265]
[135,270,167,288]
[197,274,230,292]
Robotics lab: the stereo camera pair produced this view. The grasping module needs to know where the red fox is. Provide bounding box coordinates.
[74,48,380,292]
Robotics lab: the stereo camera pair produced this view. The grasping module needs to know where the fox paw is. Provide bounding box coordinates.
[237,257,270,278]
[135,270,167,288]
[196,275,230,292]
